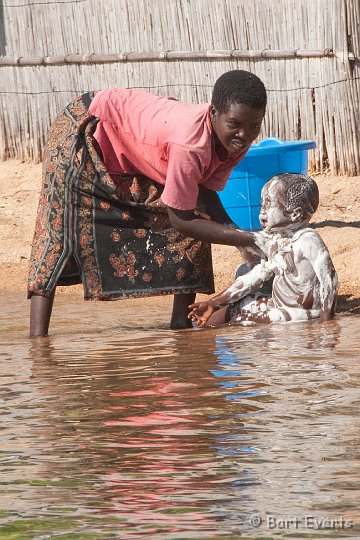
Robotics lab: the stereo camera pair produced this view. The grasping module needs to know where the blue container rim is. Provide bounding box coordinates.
[246,137,316,156]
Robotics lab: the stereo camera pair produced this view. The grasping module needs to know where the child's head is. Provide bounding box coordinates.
[210,70,266,157]
[259,173,319,232]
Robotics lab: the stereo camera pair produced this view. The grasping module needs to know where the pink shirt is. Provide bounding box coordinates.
[89,88,249,210]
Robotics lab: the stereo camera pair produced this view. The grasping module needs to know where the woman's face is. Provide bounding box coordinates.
[210,102,264,156]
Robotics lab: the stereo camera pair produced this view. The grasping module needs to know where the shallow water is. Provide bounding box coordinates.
[1,294,360,539]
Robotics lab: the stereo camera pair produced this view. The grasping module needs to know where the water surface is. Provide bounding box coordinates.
[1,293,360,538]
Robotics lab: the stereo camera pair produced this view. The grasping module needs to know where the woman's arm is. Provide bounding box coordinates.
[167,186,256,248]
[196,186,264,261]
[167,205,256,247]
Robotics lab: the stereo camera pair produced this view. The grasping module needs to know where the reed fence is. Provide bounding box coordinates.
[1,0,359,175]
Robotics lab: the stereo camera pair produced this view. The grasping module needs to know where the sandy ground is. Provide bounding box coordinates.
[0,160,359,315]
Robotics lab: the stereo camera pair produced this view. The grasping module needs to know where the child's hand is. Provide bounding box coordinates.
[188,301,218,327]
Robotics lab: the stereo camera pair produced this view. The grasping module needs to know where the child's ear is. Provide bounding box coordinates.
[290,206,304,221]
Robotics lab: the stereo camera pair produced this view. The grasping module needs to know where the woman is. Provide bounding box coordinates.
[28,69,267,336]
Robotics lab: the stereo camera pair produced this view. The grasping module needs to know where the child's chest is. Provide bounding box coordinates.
[267,236,314,279]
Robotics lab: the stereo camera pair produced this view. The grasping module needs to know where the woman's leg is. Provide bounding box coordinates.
[170,292,196,329]
[29,289,56,337]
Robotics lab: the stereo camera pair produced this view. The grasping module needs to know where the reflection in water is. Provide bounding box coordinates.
[0,295,360,537]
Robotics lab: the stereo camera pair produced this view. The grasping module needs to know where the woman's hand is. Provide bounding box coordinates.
[188,301,219,327]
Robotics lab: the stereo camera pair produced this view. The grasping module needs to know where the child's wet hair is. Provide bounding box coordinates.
[211,70,267,114]
[271,173,319,220]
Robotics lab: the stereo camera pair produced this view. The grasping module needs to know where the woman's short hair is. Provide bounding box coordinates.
[211,70,267,114]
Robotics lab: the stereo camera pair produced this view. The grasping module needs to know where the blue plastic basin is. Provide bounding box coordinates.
[218,137,316,231]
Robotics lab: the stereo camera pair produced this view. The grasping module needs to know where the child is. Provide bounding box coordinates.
[188,173,339,327]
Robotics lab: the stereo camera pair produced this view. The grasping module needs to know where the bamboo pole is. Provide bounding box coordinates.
[0,48,338,67]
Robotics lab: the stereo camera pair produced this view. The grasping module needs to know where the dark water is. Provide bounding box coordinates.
[1,294,360,539]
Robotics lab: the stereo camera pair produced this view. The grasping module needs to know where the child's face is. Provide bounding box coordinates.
[259,180,298,232]
[210,103,264,156]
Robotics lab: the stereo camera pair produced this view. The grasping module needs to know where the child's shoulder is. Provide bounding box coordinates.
[293,227,330,255]
[293,227,321,242]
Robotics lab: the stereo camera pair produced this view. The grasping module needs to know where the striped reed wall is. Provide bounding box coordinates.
[0,0,359,174]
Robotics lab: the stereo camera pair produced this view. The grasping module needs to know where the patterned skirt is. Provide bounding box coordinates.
[28,92,214,300]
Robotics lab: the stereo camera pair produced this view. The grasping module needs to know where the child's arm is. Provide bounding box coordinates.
[188,260,274,326]
[219,259,274,303]
[300,233,339,321]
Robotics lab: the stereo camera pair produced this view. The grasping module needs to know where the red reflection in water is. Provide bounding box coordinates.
[110,381,197,397]
[105,411,195,427]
